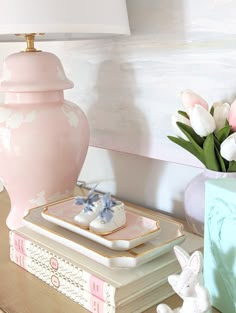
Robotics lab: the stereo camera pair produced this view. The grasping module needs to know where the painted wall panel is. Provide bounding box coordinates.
[53,0,236,166]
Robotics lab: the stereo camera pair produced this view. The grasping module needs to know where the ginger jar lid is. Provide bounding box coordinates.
[0,51,73,92]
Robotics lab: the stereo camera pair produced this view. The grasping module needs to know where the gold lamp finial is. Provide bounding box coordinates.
[25,33,38,52]
[15,33,45,52]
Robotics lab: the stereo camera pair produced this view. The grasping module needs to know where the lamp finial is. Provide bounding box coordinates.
[25,33,38,52]
[15,33,45,52]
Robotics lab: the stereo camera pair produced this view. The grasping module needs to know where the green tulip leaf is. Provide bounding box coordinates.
[203,133,220,171]
[227,160,236,172]
[215,125,231,143]
[215,146,227,172]
[176,122,204,147]
[177,110,189,119]
[213,134,221,150]
[168,136,206,165]
[210,106,214,116]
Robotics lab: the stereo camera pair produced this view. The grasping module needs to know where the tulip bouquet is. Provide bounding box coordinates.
[169,90,236,172]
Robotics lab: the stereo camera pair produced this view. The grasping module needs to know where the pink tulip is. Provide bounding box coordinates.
[228,99,236,131]
[181,90,208,114]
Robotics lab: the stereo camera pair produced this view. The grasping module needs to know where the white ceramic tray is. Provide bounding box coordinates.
[41,198,161,251]
[23,203,185,268]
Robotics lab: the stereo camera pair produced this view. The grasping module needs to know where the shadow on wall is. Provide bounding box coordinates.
[86,56,166,208]
[109,152,166,212]
[86,0,186,210]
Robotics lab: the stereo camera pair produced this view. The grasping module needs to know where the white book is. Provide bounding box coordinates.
[10,226,203,306]
[10,246,174,313]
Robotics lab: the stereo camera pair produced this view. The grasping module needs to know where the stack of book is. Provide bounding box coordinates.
[9,196,203,313]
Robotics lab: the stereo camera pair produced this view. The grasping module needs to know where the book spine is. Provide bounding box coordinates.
[10,248,115,313]
[9,231,116,305]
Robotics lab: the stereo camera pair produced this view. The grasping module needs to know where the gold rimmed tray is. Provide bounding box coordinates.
[23,200,185,268]
[41,197,161,251]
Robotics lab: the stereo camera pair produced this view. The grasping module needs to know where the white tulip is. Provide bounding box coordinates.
[189,105,216,137]
[171,113,191,141]
[220,133,236,161]
[213,102,230,131]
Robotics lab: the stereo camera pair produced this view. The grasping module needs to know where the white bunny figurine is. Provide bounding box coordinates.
[156,246,211,313]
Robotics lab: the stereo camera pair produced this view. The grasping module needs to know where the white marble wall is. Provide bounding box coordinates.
[1,0,236,217]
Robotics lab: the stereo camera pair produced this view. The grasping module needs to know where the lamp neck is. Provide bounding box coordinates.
[24,34,40,52]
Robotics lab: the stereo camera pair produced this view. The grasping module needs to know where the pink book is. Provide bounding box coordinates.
[9,227,203,307]
[10,247,175,313]
[10,230,115,305]
[10,247,114,313]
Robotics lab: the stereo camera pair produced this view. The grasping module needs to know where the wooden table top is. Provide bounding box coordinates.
[0,188,219,313]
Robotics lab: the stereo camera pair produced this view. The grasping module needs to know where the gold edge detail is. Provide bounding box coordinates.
[25,205,186,260]
[42,203,162,242]
[24,216,128,259]
[25,194,186,260]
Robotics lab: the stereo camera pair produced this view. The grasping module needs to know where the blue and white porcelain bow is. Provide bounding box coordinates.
[74,185,100,212]
[99,193,117,222]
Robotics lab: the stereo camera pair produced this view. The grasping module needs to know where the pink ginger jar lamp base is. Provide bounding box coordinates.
[0,51,89,230]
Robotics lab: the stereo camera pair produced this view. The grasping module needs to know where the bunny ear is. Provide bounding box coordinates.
[173,246,190,269]
[188,251,203,274]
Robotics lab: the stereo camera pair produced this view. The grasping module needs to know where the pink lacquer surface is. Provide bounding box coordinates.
[0,51,89,230]
[43,198,159,241]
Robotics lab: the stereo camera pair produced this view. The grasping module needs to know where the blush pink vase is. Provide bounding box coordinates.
[0,51,89,230]
[184,169,236,236]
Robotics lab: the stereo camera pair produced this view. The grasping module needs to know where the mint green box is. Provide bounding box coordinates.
[204,178,236,313]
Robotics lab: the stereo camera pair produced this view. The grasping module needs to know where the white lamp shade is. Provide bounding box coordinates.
[0,0,130,41]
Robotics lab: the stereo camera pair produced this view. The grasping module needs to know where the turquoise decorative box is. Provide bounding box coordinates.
[204,178,236,313]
